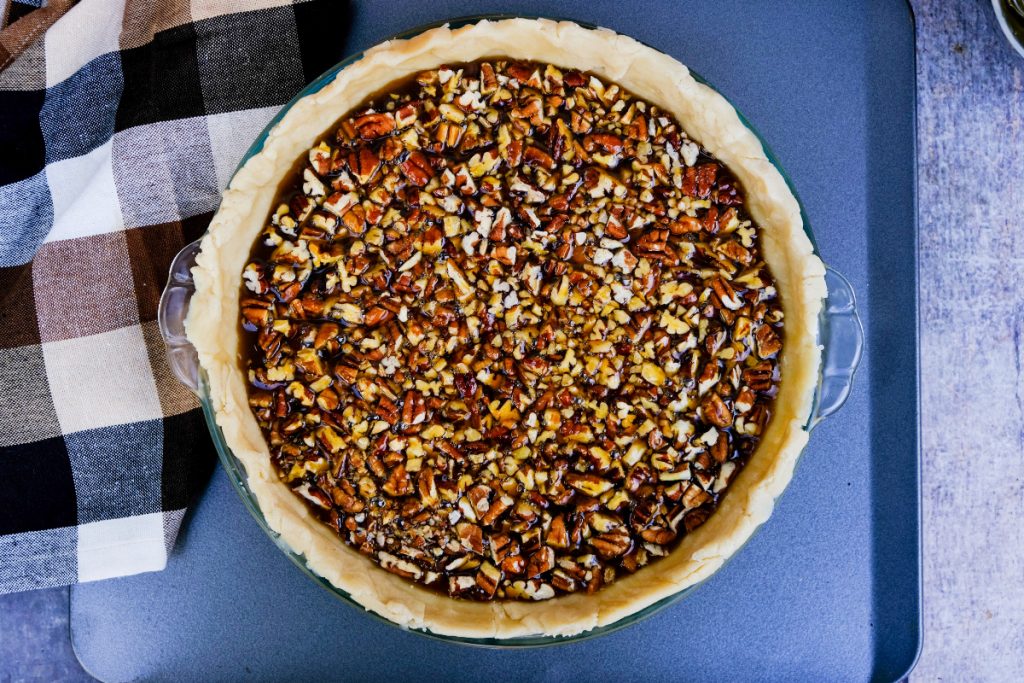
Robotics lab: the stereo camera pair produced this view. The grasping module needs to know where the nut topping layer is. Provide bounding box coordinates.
[240,60,784,601]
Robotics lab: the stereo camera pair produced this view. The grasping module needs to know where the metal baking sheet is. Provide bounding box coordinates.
[70,0,921,680]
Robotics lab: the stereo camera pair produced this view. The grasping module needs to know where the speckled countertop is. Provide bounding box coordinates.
[1,1,1022,681]
[915,0,1024,680]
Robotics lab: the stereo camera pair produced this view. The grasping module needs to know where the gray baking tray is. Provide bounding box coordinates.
[70,0,921,680]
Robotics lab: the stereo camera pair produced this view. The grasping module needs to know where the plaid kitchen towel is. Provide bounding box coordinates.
[0,0,350,593]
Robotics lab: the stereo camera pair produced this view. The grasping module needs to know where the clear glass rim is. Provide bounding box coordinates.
[195,13,852,649]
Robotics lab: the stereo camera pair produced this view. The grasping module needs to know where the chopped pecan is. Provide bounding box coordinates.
[364,306,394,327]
[523,145,555,170]
[401,390,427,427]
[583,133,624,154]
[456,522,485,555]
[241,58,784,603]
[754,324,782,358]
[400,151,434,187]
[640,526,676,545]
[546,514,570,548]
[701,392,733,428]
[476,562,502,597]
[591,528,632,559]
[525,547,555,578]
[354,112,396,140]
[347,147,381,185]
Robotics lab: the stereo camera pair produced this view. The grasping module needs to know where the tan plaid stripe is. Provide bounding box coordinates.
[126,221,193,323]
[32,232,140,343]
[0,36,43,89]
[0,263,40,348]
[119,0,192,51]
[0,0,74,71]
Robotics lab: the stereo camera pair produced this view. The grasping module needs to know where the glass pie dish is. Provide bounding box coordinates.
[157,16,864,647]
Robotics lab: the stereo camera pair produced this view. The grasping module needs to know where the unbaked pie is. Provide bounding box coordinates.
[187,18,826,638]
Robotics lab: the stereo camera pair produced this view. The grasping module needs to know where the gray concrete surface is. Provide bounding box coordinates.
[913,0,1024,680]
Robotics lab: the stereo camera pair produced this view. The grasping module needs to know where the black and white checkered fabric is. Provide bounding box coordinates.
[0,0,350,593]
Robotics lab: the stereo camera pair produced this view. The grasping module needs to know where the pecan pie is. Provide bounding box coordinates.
[188,19,826,638]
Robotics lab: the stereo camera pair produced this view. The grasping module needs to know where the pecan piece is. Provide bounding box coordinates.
[401,390,427,427]
[466,484,491,517]
[511,96,543,125]
[591,528,632,559]
[347,147,381,185]
[626,115,648,141]
[333,362,359,386]
[700,389,733,428]
[710,276,743,311]
[476,562,502,597]
[505,62,538,84]
[453,372,478,399]
[695,163,719,198]
[364,306,394,327]
[296,484,332,509]
[400,151,434,187]
[583,133,624,154]
[378,551,421,579]
[718,240,752,265]
[604,218,628,240]
[313,323,340,350]
[354,112,396,140]
[640,526,676,545]
[501,553,526,575]
[337,486,367,514]
[682,483,712,509]
[417,467,438,506]
[523,145,555,170]
[382,464,413,498]
[742,361,775,392]
[669,216,701,235]
[546,514,570,548]
[710,432,730,463]
[565,473,613,497]
[754,324,782,358]
[734,386,756,413]
[551,570,579,593]
[377,396,400,425]
[525,546,555,578]
[479,62,498,93]
[480,494,513,527]
[684,507,713,532]
[456,522,485,555]
[635,229,668,253]
[241,299,273,328]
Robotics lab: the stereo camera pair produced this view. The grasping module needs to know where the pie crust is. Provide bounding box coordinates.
[187,18,827,638]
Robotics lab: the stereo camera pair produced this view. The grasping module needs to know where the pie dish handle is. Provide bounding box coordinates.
[809,266,865,428]
[158,239,203,395]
